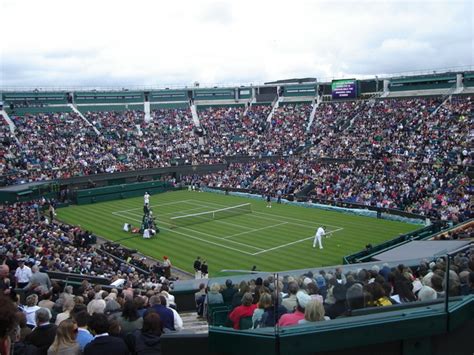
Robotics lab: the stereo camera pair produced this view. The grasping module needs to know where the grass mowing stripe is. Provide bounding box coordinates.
[56,190,420,275]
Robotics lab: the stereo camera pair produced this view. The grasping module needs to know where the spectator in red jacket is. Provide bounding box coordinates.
[228,293,257,330]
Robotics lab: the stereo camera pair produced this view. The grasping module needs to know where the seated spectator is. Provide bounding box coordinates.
[125,312,162,355]
[194,283,206,317]
[366,283,392,307]
[221,279,237,304]
[118,300,143,335]
[207,283,224,305]
[47,319,80,355]
[145,295,175,331]
[15,311,31,342]
[23,294,41,328]
[231,281,250,309]
[252,292,271,328]
[87,293,106,316]
[278,291,310,327]
[72,311,93,352]
[298,299,327,324]
[158,295,182,332]
[25,308,57,355]
[282,282,299,312]
[38,293,55,311]
[55,299,75,325]
[325,284,349,319]
[417,286,438,302]
[306,282,324,304]
[84,313,128,355]
[259,291,287,328]
[228,293,257,330]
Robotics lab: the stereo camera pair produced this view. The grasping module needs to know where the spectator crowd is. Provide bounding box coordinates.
[199,248,474,329]
[1,96,472,222]
[0,198,186,354]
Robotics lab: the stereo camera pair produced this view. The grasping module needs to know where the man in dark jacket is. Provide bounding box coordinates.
[84,313,129,355]
[25,308,57,355]
[193,257,202,279]
[221,279,237,304]
[144,295,175,331]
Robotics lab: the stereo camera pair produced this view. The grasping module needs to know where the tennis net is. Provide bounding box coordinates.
[170,203,252,227]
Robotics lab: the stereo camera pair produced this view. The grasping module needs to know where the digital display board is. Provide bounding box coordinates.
[331,79,357,99]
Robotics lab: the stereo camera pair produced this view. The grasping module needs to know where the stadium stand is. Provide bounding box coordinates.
[0,70,473,354]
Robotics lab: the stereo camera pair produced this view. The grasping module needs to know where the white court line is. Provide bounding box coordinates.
[159,206,211,217]
[112,200,195,214]
[251,228,344,256]
[116,210,264,251]
[185,200,343,230]
[222,222,288,240]
[112,212,256,255]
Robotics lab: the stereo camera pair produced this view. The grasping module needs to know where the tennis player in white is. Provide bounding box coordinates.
[144,192,150,205]
[313,226,326,249]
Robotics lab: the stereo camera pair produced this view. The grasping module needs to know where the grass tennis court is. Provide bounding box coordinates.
[57,190,420,276]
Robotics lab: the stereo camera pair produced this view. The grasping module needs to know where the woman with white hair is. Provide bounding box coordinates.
[55,298,75,325]
[298,299,327,324]
[23,294,41,328]
[207,283,224,305]
[418,286,438,302]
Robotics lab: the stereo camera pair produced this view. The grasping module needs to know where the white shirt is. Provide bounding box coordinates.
[315,227,325,238]
[169,307,183,331]
[144,193,150,205]
[15,265,32,283]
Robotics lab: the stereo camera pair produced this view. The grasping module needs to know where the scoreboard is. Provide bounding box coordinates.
[331,79,358,99]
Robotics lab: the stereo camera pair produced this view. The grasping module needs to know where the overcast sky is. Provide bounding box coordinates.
[1,0,472,88]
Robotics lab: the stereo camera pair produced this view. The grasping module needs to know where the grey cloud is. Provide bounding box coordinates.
[199,2,233,25]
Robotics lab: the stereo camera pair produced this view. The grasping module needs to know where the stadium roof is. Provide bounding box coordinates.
[264,78,317,85]
[372,241,470,262]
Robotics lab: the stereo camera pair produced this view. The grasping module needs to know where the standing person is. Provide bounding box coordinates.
[277,189,282,204]
[144,192,150,206]
[47,319,80,355]
[49,204,56,222]
[266,191,272,208]
[193,257,202,279]
[162,257,171,279]
[143,203,150,216]
[312,226,326,249]
[24,265,52,294]
[15,259,32,289]
[200,260,209,279]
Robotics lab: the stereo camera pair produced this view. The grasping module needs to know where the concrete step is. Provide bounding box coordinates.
[180,311,209,333]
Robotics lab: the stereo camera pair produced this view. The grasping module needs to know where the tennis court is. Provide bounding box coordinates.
[57,190,419,274]
[112,199,344,256]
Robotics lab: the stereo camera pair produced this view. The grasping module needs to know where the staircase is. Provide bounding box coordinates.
[0,109,16,133]
[243,98,255,116]
[180,312,209,333]
[428,85,458,118]
[144,101,151,122]
[190,103,200,126]
[68,104,100,135]
[306,95,321,132]
[266,96,282,123]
